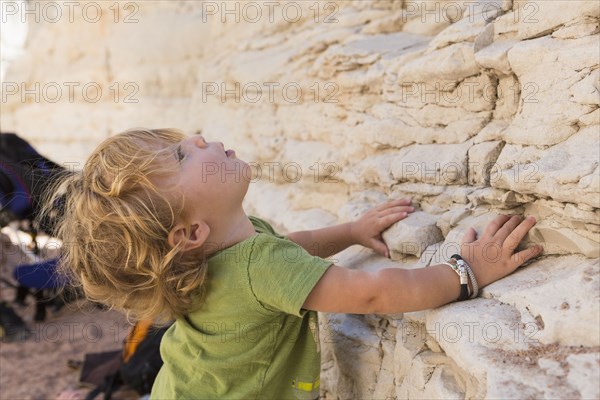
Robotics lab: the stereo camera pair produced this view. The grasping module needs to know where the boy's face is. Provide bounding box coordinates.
[164,134,251,226]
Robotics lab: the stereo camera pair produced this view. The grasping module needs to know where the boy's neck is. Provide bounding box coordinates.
[202,208,256,256]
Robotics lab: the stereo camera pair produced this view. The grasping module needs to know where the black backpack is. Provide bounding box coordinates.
[81,320,172,400]
[0,133,73,321]
[0,132,67,236]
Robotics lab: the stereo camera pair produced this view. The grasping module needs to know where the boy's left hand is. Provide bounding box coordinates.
[350,198,415,258]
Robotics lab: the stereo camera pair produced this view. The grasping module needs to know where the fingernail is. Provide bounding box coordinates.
[401,212,407,217]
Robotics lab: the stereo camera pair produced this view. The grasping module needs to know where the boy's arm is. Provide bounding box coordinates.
[301,264,461,314]
[286,223,356,259]
[303,215,543,314]
[287,198,414,258]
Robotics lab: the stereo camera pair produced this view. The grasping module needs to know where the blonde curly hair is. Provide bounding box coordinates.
[50,128,207,323]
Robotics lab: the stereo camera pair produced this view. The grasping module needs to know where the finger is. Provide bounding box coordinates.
[379,205,415,217]
[494,215,523,243]
[369,238,390,258]
[390,198,412,205]
[482,214,512,239]
[504,216,537,252]
[510,244,543,269]
[376,198,412,211]
[462,227,477,244]
[379,212,408,227]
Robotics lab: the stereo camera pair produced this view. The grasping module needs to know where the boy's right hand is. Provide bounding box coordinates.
[460,214,543,289]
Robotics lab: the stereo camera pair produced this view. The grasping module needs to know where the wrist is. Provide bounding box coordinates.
[347,221,360,246]
[450,254,479,299]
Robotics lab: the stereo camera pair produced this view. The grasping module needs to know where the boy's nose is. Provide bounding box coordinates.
[194,136,207,147]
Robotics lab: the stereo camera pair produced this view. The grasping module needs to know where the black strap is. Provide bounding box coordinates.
[458,281,469,301]
[451,254,469,301]
[85,386,102,400]
[85,372,120,400]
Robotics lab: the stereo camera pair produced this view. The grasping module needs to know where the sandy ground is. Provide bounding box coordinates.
[1,229,133,400]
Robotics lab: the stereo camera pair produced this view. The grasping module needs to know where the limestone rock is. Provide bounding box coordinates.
[391,182,448,199]
[360,117,415,149]
[472,120,509,143]
[578,108,600,126]
[390,141,472,185]
[340,153,395,187]
[467,187,535,208]
[516,0,600,40]
[493,74,520,120]
[570,68,600,106]
[427,3,501,51]
[365,104,491,144]
[528,226,599,258]
[503,35,598,146]
[360,14,405,35]
[552,16,600,39]
[280,139,337,180]
[319,313,382,398]
[468,140,505,186]
[437,207,472,236]
[314,32,428,80]
[396,42,481,85]
[566,353,600,400]
[492,10,519,40]
[382,211,444,258]
[474,38,517,75]
[285,181,350,219]
[402,11,453,37]
[494,125,600,208]
[486,255,600,347]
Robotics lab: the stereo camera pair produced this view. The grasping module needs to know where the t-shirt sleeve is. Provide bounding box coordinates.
[247,235,333,317]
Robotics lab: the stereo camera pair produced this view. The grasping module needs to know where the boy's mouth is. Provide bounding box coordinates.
[225,149,235,157]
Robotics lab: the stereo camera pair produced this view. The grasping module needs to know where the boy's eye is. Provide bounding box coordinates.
[176,146,186,161]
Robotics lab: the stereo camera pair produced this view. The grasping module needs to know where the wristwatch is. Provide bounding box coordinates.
[445,256,470,301]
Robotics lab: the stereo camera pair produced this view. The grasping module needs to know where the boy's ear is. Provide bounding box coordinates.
[168,220,210,251]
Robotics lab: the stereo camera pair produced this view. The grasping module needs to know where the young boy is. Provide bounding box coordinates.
[53,128,542,399]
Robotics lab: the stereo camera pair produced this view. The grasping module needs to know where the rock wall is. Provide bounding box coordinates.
[3,1,599,398]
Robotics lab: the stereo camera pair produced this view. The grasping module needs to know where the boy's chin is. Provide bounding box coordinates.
[240,163,252,177]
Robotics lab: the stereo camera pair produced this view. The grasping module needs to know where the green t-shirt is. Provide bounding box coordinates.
[151,216,333,400]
